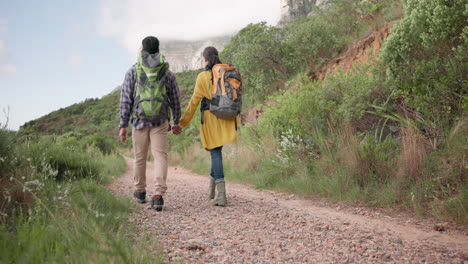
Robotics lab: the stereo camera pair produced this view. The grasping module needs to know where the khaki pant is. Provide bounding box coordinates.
[132,122,168,195]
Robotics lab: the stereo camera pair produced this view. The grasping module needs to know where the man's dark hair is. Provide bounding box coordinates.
[203,46,222,70]
[142,36,159,54]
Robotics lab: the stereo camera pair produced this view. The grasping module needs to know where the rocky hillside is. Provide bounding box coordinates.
[279,0,327,25]
[162,0,324,72]
[161,35,231,72]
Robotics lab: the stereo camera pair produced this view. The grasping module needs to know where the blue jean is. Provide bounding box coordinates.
[210,146,224,181]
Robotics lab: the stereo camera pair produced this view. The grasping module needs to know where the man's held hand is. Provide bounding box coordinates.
[172,124,182,135]
[119,127,127,142]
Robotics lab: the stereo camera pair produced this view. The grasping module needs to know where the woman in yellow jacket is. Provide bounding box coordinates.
[176,46,237,206]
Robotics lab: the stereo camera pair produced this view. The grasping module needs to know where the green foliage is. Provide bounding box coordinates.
[259,64,382,148]
[282,0,367,72]
[175,69,201,103]
[0,129,16,177]
[0,180,162,263]
[18,69,203,156]
[0,128,163,262]
[170,0,467,224]
[100,154,127,183]
[168,70,202,153]
[221,22,289,104]
[381,0,467,135]
[218,0,403,108]
[282,14,346,72]
[357,135,399,185]
[81,134,116,155]
[20,91,120,137]
[30,142,101,182]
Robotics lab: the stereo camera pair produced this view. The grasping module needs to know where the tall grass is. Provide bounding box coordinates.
[0,130,164,263]
[172,113,467,224]
[0,180,163,264]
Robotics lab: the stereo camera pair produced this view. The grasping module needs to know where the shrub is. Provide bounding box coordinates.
[0,180,162,263]
[221,22,289,104]
[82,134,116,155]
[258,63,382,153]
[282,5,348,72]
[381,0,467,143]
[29,140,101,182]
[0,129,15,177]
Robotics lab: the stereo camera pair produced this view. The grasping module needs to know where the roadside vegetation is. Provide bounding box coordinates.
[174,0,467,224]
[12,0,466,242]
[0,127,163,263]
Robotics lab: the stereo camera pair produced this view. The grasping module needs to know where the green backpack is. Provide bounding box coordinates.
[132,51,170,123]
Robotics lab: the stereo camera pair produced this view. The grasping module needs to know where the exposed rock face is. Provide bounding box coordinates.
[280,0,316,25]
[279,0,328,26]
[161,0,326,72]
[160,35,231,72]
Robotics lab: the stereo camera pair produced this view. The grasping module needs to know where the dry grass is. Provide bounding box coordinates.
[336,124,371,186]
[397,125,427,179]
[168,151,182,165]
[188,142,207,162]
[448,116,467,145]
[338,125,361,169]
[225,132,278,172]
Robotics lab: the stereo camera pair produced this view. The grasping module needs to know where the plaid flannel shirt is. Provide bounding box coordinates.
[119,65,181,130]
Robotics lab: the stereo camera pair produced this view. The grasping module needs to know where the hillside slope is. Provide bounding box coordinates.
[24,20,399,135]
[308,20,397,81]
[19,70,200,137]
[241,20,397,125]
[20,91,121,137]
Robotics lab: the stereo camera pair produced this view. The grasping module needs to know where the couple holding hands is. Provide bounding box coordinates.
[119,36,237,211]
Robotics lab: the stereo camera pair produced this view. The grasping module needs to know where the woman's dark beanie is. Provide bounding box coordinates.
[142,36,159,54]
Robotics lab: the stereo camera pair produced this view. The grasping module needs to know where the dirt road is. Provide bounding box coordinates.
[107,158,467,263]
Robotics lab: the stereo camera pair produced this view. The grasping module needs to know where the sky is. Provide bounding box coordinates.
[0,0,281,131]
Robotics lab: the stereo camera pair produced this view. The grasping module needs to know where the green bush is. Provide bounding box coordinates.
[381,0,467,140]
[281,0,364,72]
[221,22,289,104]
[29,140,101,182]
[0,129,16,177]
[100,153,127,183]
[0,129,162,263]
[0,180,162,263]
[282,14,346,72]
[81,134,116,155]
[258,64,382,149]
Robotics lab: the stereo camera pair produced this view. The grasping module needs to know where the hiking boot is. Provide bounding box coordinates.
[208,176,215,200]
[151,195,164,211]
[212,180,227,207]
[133,191,146,204]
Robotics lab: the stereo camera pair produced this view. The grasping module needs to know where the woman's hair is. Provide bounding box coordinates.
[203,46,222,70]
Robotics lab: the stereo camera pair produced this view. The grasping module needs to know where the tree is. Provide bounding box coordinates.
[381,0,467,139]
[221,22,290,104]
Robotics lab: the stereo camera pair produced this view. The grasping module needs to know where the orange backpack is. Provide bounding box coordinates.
[207,64,243,120]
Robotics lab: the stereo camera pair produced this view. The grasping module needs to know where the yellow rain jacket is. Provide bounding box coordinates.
[180,70,237,150]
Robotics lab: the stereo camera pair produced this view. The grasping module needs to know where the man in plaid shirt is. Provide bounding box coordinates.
[119,36,181,211]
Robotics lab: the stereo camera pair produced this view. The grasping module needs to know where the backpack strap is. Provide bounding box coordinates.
[200,69,213,124]
[200,97,210,124]
[157,63,169,82]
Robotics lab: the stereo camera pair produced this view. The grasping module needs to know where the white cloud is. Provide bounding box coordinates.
[67,54,84,68]
[0,39,16,75]
[97,0,281,57]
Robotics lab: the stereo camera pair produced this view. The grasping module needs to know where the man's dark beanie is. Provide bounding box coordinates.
[142,36,159,54]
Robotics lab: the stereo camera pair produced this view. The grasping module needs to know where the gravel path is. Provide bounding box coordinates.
[107,158,468,264]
